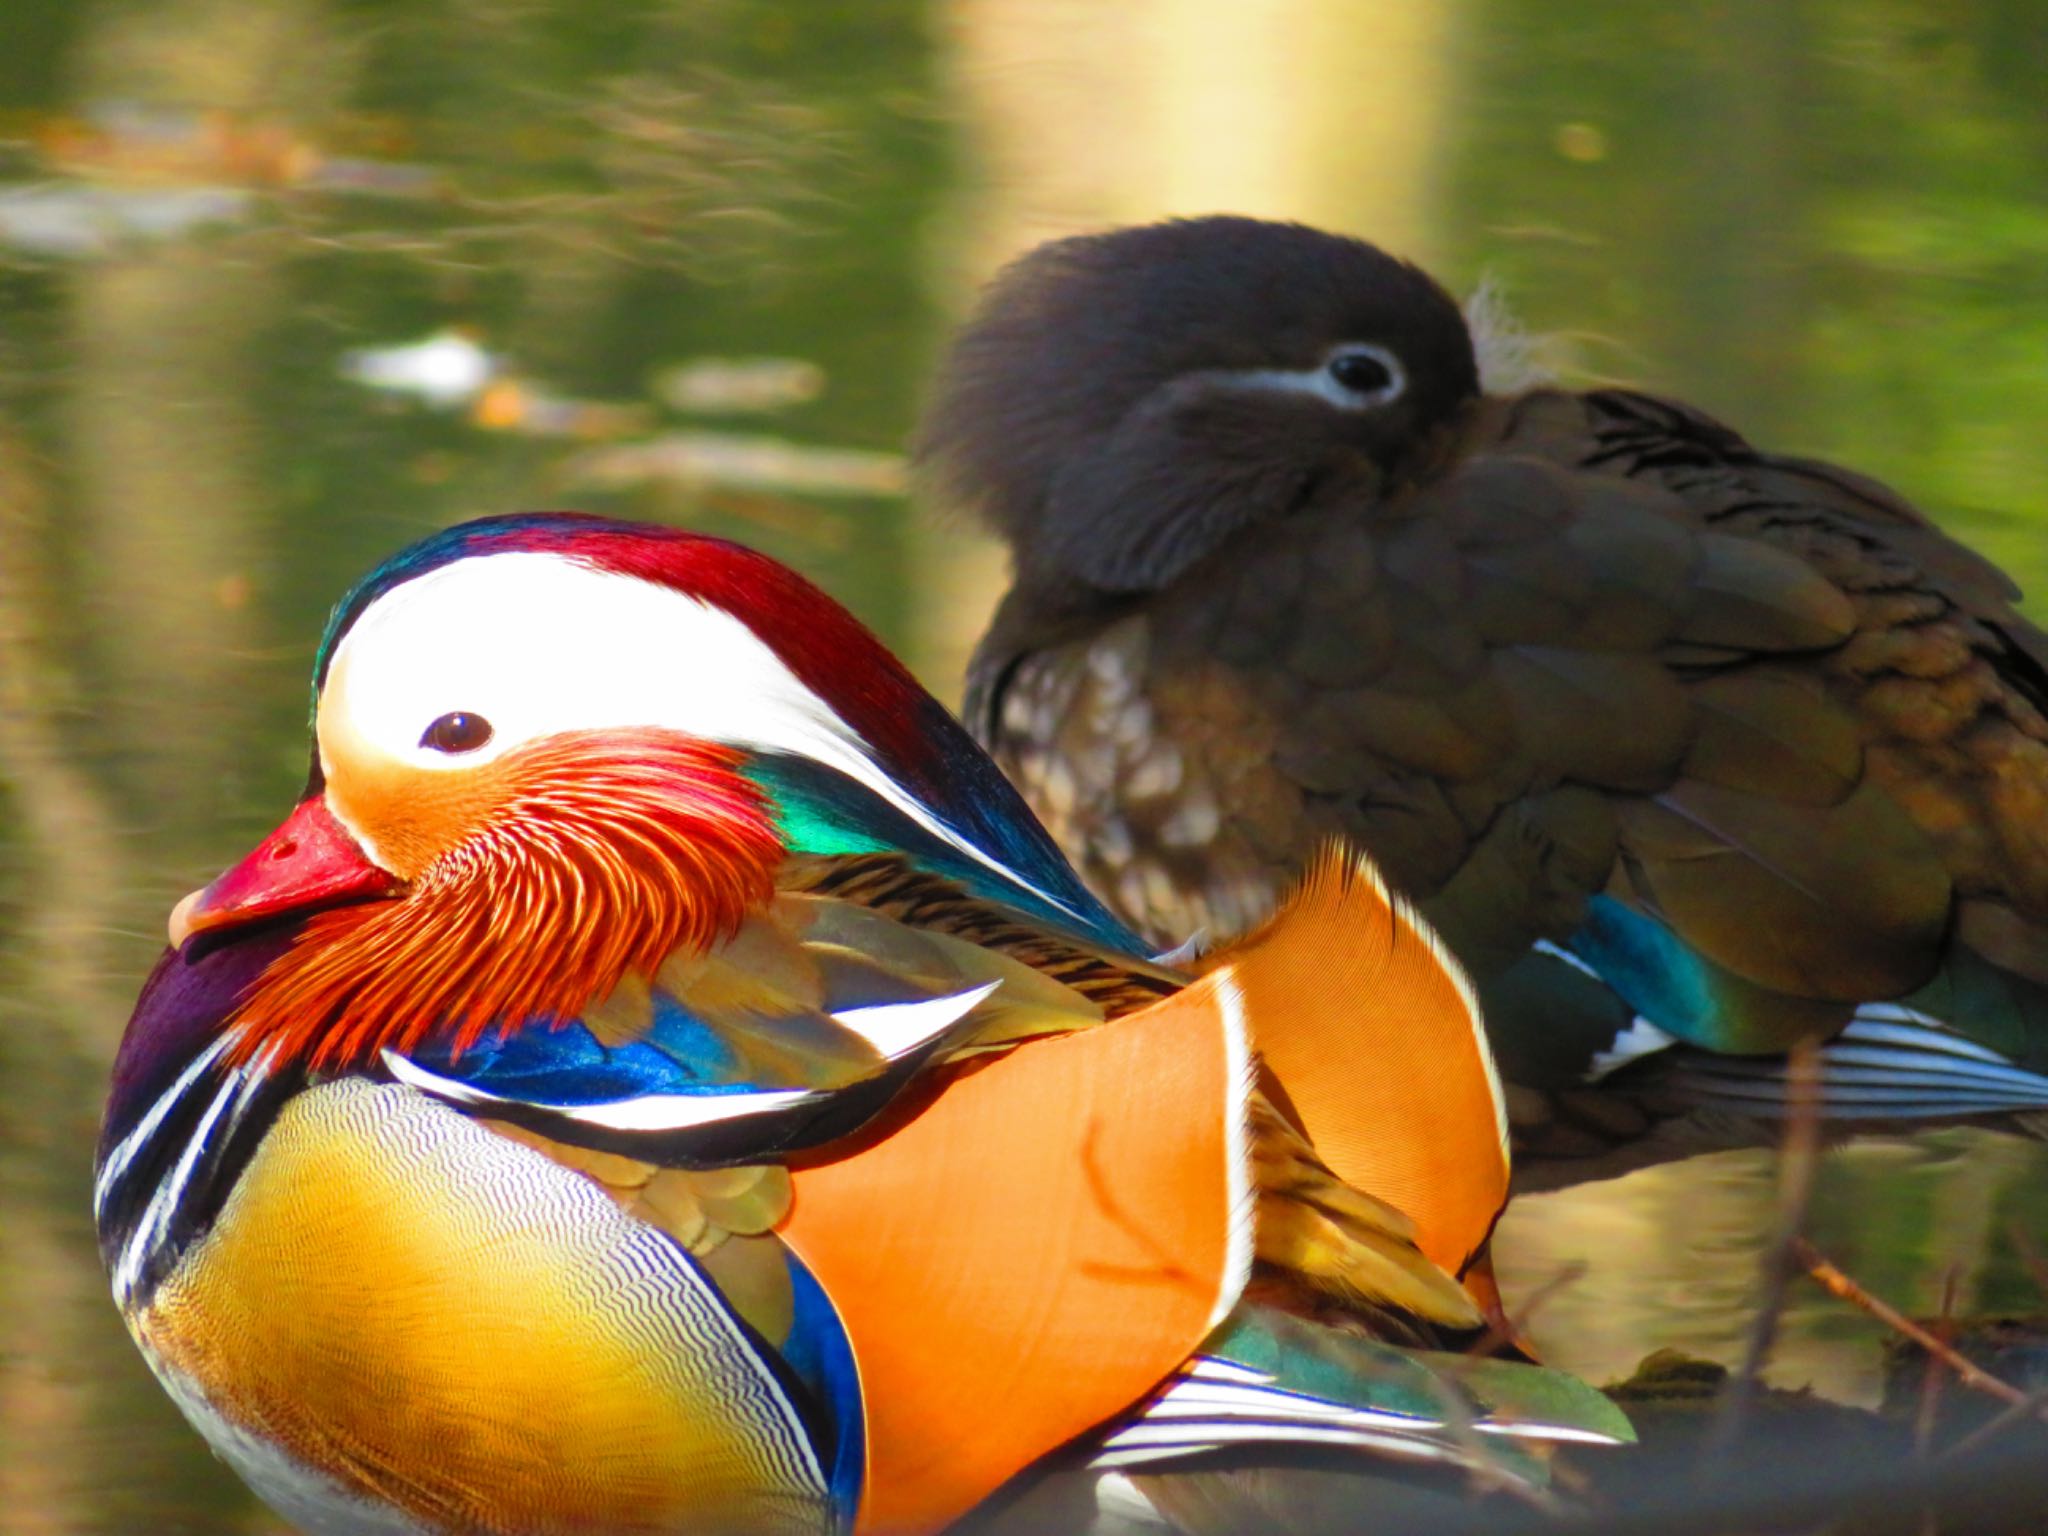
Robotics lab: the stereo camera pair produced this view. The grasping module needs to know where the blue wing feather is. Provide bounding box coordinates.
[781,1253,865,1525]
[386,973,998,1165]
[406,998,757,1108]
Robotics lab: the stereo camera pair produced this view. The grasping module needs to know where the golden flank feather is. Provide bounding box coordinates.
[1247,1098,1483,1331]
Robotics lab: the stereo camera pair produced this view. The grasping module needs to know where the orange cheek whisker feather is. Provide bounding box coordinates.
[228,738,783,1072]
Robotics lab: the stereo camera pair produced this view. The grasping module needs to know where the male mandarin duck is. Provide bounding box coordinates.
[928,216,2048,1189]
[94,512,1629,1536]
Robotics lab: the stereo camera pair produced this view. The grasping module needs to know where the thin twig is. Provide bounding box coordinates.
[1914,1267,1960,1536]
[1461,1260,1587,1362]
[1791,1237,2035,1413]
[1407,1360,1564,1514]
[1705,1037,1823,1461]
[1914,1266,1961,1459]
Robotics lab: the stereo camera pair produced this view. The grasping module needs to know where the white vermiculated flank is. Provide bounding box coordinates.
[321,551,1078,916]
[148,1363,436,1536]
[1205,970,1257,1333]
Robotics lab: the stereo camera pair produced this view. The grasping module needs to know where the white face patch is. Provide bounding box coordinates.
[1208,342,1407,411]
[322,552,852,779]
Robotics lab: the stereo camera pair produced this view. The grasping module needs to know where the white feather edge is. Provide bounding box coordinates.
[1090,1376,1460,1472]
[828,980,1000,1057]
[95,1033,235,1220]
[1204,969,1258,1334]
[381,1051,823,1132]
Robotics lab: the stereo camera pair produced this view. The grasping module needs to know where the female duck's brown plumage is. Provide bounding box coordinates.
[930,216,2048,1187]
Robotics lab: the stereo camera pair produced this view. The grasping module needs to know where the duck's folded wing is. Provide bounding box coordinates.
[383,894,1107,1166]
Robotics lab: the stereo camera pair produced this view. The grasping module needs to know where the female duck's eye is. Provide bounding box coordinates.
[1327,348,1401,399]
[420,711,493,754]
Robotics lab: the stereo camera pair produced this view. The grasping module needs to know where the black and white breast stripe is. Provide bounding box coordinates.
[94,1034,301,1309]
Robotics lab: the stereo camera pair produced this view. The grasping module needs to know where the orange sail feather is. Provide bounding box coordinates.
[1218,843,1509,1278]
[779,971,1253,1535]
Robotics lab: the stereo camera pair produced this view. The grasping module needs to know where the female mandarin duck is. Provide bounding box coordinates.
[95,513,1627,1536]
[931,216,2048,1188]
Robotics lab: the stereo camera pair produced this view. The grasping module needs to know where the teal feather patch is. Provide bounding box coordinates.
[1204,1307,1461,1425]
[747,751,1146,951]
[1567,897,1719,1047]
[1090,1306,1633,1483]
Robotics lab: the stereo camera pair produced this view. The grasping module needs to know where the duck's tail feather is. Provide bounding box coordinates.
[1641,1004,2048,1123]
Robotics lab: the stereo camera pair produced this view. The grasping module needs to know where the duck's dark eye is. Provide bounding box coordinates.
[1327,349,1398,396]
[420,712,493,754]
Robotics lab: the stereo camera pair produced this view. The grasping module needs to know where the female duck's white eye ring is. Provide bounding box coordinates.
[1324,344,1405,404]
[420,711,494,754]
[1212,343,1407,411]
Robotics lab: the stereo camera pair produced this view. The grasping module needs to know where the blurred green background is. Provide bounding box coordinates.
[1,2,2045,1530]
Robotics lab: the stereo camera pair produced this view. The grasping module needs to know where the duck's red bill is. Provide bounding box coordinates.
[170,797,400,950]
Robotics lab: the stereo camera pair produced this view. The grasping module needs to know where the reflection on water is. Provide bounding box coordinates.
[1500,1129,2048,1406]
[2,1,2045,1530]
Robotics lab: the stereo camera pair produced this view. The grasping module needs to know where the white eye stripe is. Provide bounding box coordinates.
[1207,343,1406,411]
[322,554,850,777]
